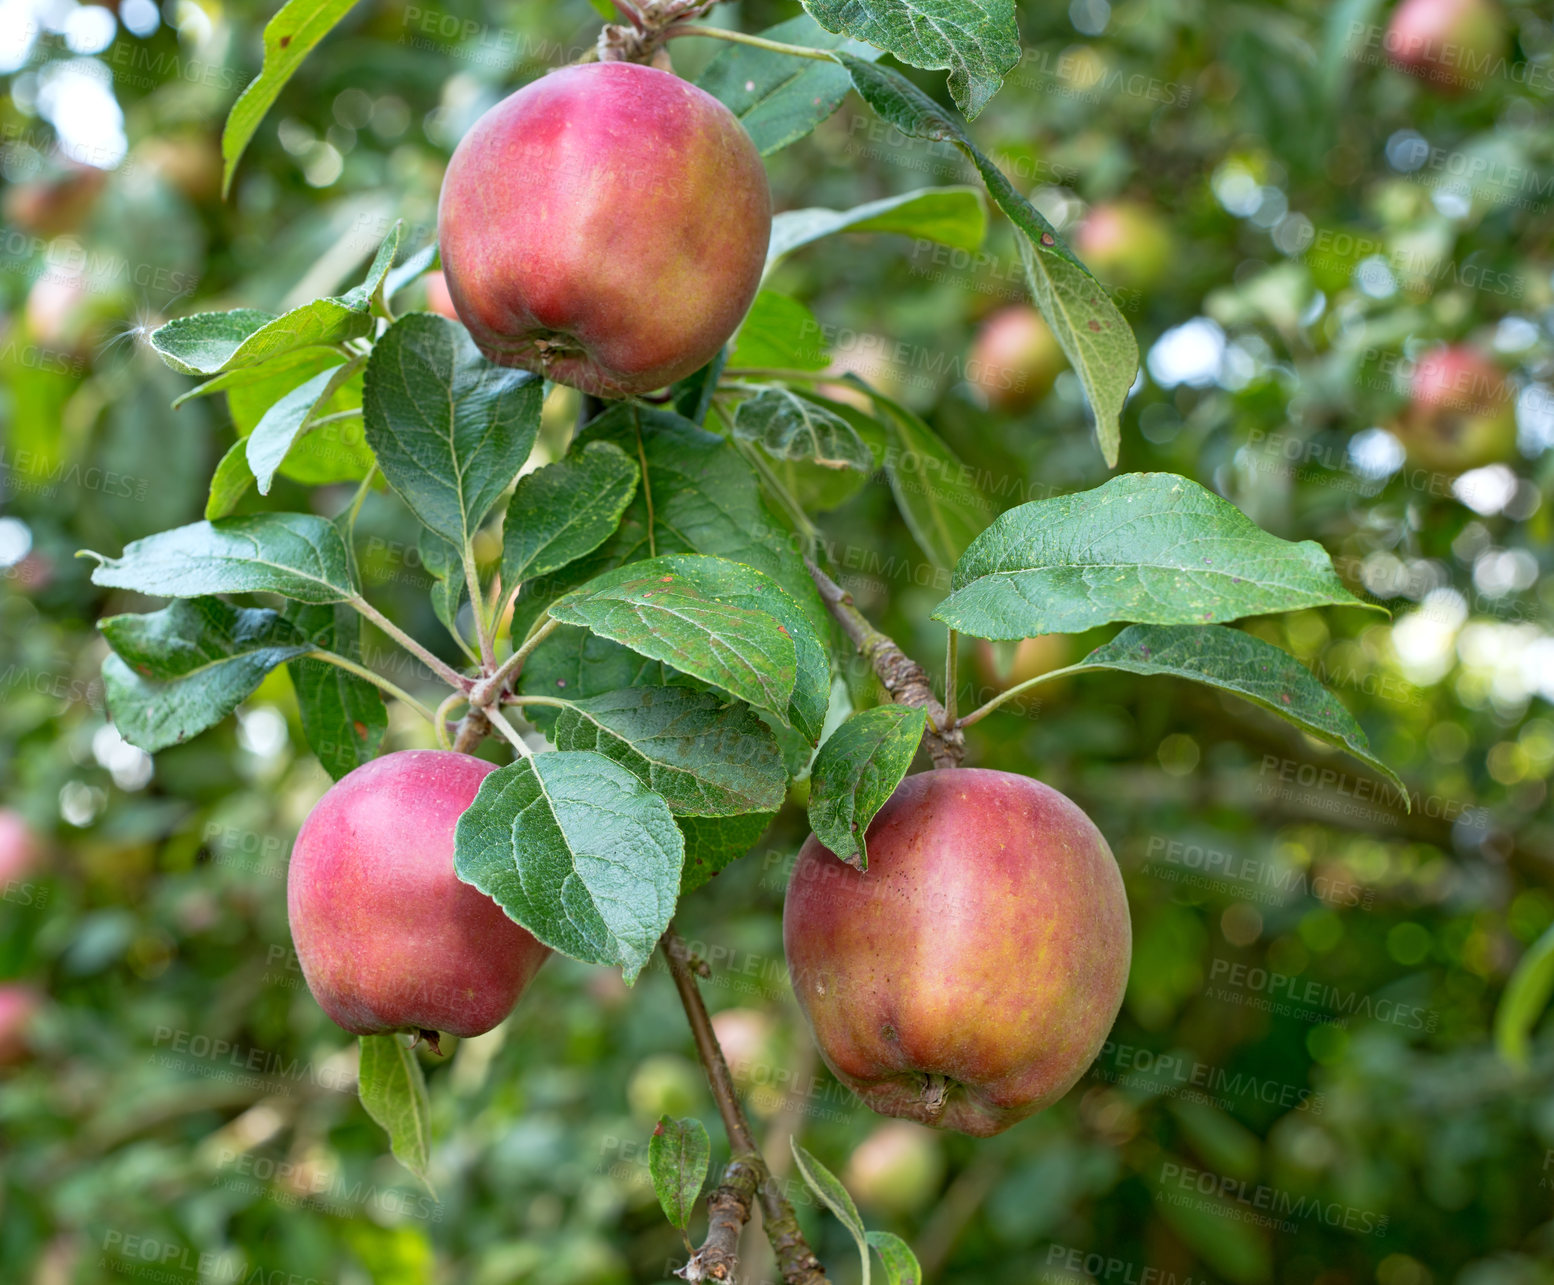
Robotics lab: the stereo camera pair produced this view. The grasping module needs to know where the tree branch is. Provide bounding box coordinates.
[661,931,831,1285]
[804,557,964,768]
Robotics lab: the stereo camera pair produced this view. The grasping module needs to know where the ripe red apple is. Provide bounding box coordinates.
[2,163,105,238]
[0,809,41,888]
[438,62,771,398]
[1074,201,1171,291]
[1396,345,1518,473]
[0,984,41,1066]
[1385,0,1505,94]
[783,768,1130,1137]
[287,750,548,1043]
[424,269,458,320]
[967,306,1066,412]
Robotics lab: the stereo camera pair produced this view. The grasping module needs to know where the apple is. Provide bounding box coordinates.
[973,634,1073,695]
[287,750,548,1043]
[438,62,771,398]
[843,1121,945,1215]
[783,768,1130,1137]
[2,164,105,238]
[1074,201,1171,291]
[0,809,41,888]
[424,269,458,320]
[967,306,1066,412]
[627,1053,705,1124]
[1396,345,1518,473]
[0,984,41,1066]
[1385,0,1505,94]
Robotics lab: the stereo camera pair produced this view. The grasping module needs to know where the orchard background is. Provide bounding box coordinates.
[2,0,1553,1282]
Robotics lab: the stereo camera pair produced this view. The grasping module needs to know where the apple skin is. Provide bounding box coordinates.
[0,984,41,1066]
[1397,346,1518,473]
[844,1121,945,1215]
[437,62,771,399]
[287,750,549,1041]
[783,768,1130,1137]
[424,270,458,320]
[968,306,1066,412]
[1074,201,1171,291]
[1385,0,1504,94]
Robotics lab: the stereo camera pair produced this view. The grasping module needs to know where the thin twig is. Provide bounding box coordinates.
[662,931,831,1285]
[434,689,464,751]
[303,650,436,724]
[350,596,473,692]
[464,540,496,672]
[664,23,838,59]
[955,663,1083,729]
[483,705,531,758]
[468,617,560,709]
[804,558,964,768]
[452,710,490,753]
[943,628,959,729]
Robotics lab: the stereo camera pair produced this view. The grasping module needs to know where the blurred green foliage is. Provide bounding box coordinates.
[2,0,1553,1282]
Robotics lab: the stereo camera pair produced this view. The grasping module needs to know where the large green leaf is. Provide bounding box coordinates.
[730,291,830,372]
[246,362,352,495]
[790,1141,871,1284]
[734,388,874,472]
[284,602,386,781]
[85,513,358,603]
[678,811,776,894]
[227,352,373,487]
[804,0,1020,117]
[648,1116,711,1232]
[808,706,927,869]
[549,567,797,723]
[98,598,311,753]
[1071,625,1406,797]
[934,473,1371,638]
[364,313,543,550]
[1497,922,1554,1070]
[222,0,363,195]
[767,187,987,270]
[453,751,683,983]
[696,13,882,154]
[501,442,639,587]
[837,57,1137,465]
[357,1034,434,1192]
[550,553,829,743]
[554,687,786,817]
[205,439,255,520]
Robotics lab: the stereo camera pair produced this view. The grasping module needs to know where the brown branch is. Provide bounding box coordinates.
[805,557,965,768]
[452,710,490,753]
[685,1158,760,1282]
[662,931,831,1285]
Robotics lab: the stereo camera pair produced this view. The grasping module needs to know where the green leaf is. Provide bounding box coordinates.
[933,473,1372,639]
[364,313,543,550]
[205,439,254,520]
[357,1034,434,1192]
[837,57,1137,465]
[149,309,279,377]
[454,751,683,983]
[791,1141,870,1284]
[867,1232,923,1285]
[1498,922,1554,1070]
[808,706,927,869]
[549,564,797,724]
[419,530,466,648]
[246,362,351,494]
[767,186,987,269]
[171,347,332,409]
[696,13,883,154]
[730,291,830,372]
[85,513,358,603]
[804,0,1020,117]
[1070,625,1406,798]
[98,598,311,752]
[671,351,728,426]
[227,352,372,487]
[384,241,439,303]
[501,442,639,587]
[551,552,829,743]
[648,1116,711,1231]
[554,687,787,817]
[284,603,386,781]
[222,0,363,195]
[734,388,874,472]
[869,388,989,570]
[678,811,776,894]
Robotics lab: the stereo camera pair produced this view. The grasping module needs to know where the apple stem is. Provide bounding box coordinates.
[804,558,965,768]
[662,929,833,1285]
[922,1073,950,1118]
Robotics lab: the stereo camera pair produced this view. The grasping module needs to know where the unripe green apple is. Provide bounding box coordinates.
[967,306,1066,412]
[287,751,548,1043]
[1074,201,1171,291]
[783,768,1130,1137]
[1385,0,1505,95]
[437,62,771,398]
[627,1053,705,1124]
[844,1121,945,1215]
[1396,346,1518,473]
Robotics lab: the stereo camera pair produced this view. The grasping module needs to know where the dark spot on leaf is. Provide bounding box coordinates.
[652,1121,665,1136]
[1040,232,1055,246]
[279,33,291,46]
[556,679,567,688]
[136,664,152,677]
[353,721,367,738]
[1281,693,1292,704]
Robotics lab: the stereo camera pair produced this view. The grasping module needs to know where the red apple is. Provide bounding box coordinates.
[424,269,458,320]
[287,751,548,1043]
[783,768,1130,1137]
[1385,0,1505,94]
[844,1121,945,1214]
[0,809,41,888]
[1074,201,1171,291]
[1397,345,1518,472]
[0,984,41,1066]
[967,306,1066,412]
[437,62,771,398]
